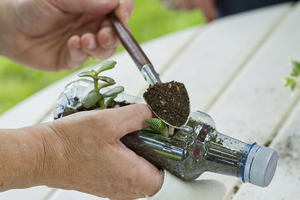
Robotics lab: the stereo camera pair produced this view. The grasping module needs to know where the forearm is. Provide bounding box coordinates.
[0,106,162,198]
[0,124,55,191]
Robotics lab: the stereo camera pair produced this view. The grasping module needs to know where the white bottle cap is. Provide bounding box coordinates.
[243,143,278,187]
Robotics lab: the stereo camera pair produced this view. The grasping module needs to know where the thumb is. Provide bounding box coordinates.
[147,170,226,200]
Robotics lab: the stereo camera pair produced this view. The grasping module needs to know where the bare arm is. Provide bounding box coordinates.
[0,127,44,190]
[0,104,161,199]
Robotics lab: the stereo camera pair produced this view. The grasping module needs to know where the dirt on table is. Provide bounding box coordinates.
[143,81,190,127]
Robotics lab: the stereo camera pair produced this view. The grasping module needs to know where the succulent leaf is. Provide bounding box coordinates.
[96,60,117,74]
[145,118,168,136]
[143,128,157,133]
[82,89,100,109]
[103,86,124,97]
[78,71,95,78]
[105,95,118,108]
[98,82,115,90]
[98,76,115,84]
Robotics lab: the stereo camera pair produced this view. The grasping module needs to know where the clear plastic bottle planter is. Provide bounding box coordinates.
[55,79,278,187]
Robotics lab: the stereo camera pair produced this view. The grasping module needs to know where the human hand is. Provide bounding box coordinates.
[31,104,162,199]
[147,170,226,200]
[0,0,134,71]
[0,104,162,199]
[161,0,218,22]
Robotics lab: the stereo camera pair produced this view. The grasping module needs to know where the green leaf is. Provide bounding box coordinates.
[291,82,297,92]
[82,89,100,109]
[97,76,115,84]
[78,71,95,78]
[98,82,115,90]
[105,94,118,108]
[290,60,300,77]
[96,60,117,74]
[143,127,157,133]
[145,118,168,136]
[102,86,124,97]
[283,77,296,87]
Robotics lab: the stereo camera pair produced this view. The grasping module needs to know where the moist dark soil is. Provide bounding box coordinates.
[143,81,190,127]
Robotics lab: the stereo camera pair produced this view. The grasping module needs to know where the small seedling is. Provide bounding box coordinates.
[78,60,124,109]
[144,118,175,137]
[283,59,300,94]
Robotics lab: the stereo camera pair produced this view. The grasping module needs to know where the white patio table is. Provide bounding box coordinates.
[0,2,300,200]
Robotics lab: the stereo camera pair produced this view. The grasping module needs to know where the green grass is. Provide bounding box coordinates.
[0,0,205,115]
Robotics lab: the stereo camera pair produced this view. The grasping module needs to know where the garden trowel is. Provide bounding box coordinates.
[107,12,190,129]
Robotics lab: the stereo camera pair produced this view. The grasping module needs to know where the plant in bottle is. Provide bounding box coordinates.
[78,60,124,109]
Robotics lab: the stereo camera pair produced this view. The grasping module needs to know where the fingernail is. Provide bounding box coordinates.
[105,34,114,46]
[87,38,96,50]
[123,12,129,22]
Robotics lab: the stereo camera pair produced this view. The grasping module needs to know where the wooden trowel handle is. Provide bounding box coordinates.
[107,12,152,70]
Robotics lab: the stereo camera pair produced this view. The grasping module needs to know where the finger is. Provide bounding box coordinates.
[66,35,89,70]
[80,33,116,60]
[100,19,122,47]
[114,0,135,23]
[103,104,154,140]
[97,26,121,49]
[115,141,162,198]
[53,0,119,15]
[194,0,218,21]
[129,157,162,197]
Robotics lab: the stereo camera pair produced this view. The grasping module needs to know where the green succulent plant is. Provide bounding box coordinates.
[78,60,124,109]
[284,59,300,93]
[144,118,168,136]
[144,118,176,137]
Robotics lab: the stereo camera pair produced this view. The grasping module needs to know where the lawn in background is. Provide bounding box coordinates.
[0,0,206,115]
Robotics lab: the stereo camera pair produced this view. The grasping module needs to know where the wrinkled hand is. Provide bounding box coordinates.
[0,0,134,71]
[162,0,217,22]
[147,170,226,200]
[34,104,161,200]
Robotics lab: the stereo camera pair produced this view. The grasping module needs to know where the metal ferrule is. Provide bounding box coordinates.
[141,64,162,85]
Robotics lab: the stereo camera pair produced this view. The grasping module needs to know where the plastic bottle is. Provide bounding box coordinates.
[54,79,278,187]
[121,110,278,187]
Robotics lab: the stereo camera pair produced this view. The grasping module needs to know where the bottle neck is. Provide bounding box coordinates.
[202,130,250,178]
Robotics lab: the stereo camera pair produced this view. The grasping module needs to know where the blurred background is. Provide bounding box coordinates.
[0,0,206,116]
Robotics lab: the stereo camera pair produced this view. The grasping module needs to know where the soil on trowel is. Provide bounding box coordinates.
[143,81,190,127]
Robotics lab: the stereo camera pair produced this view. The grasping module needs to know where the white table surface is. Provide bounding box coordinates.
[1,2,300,200]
